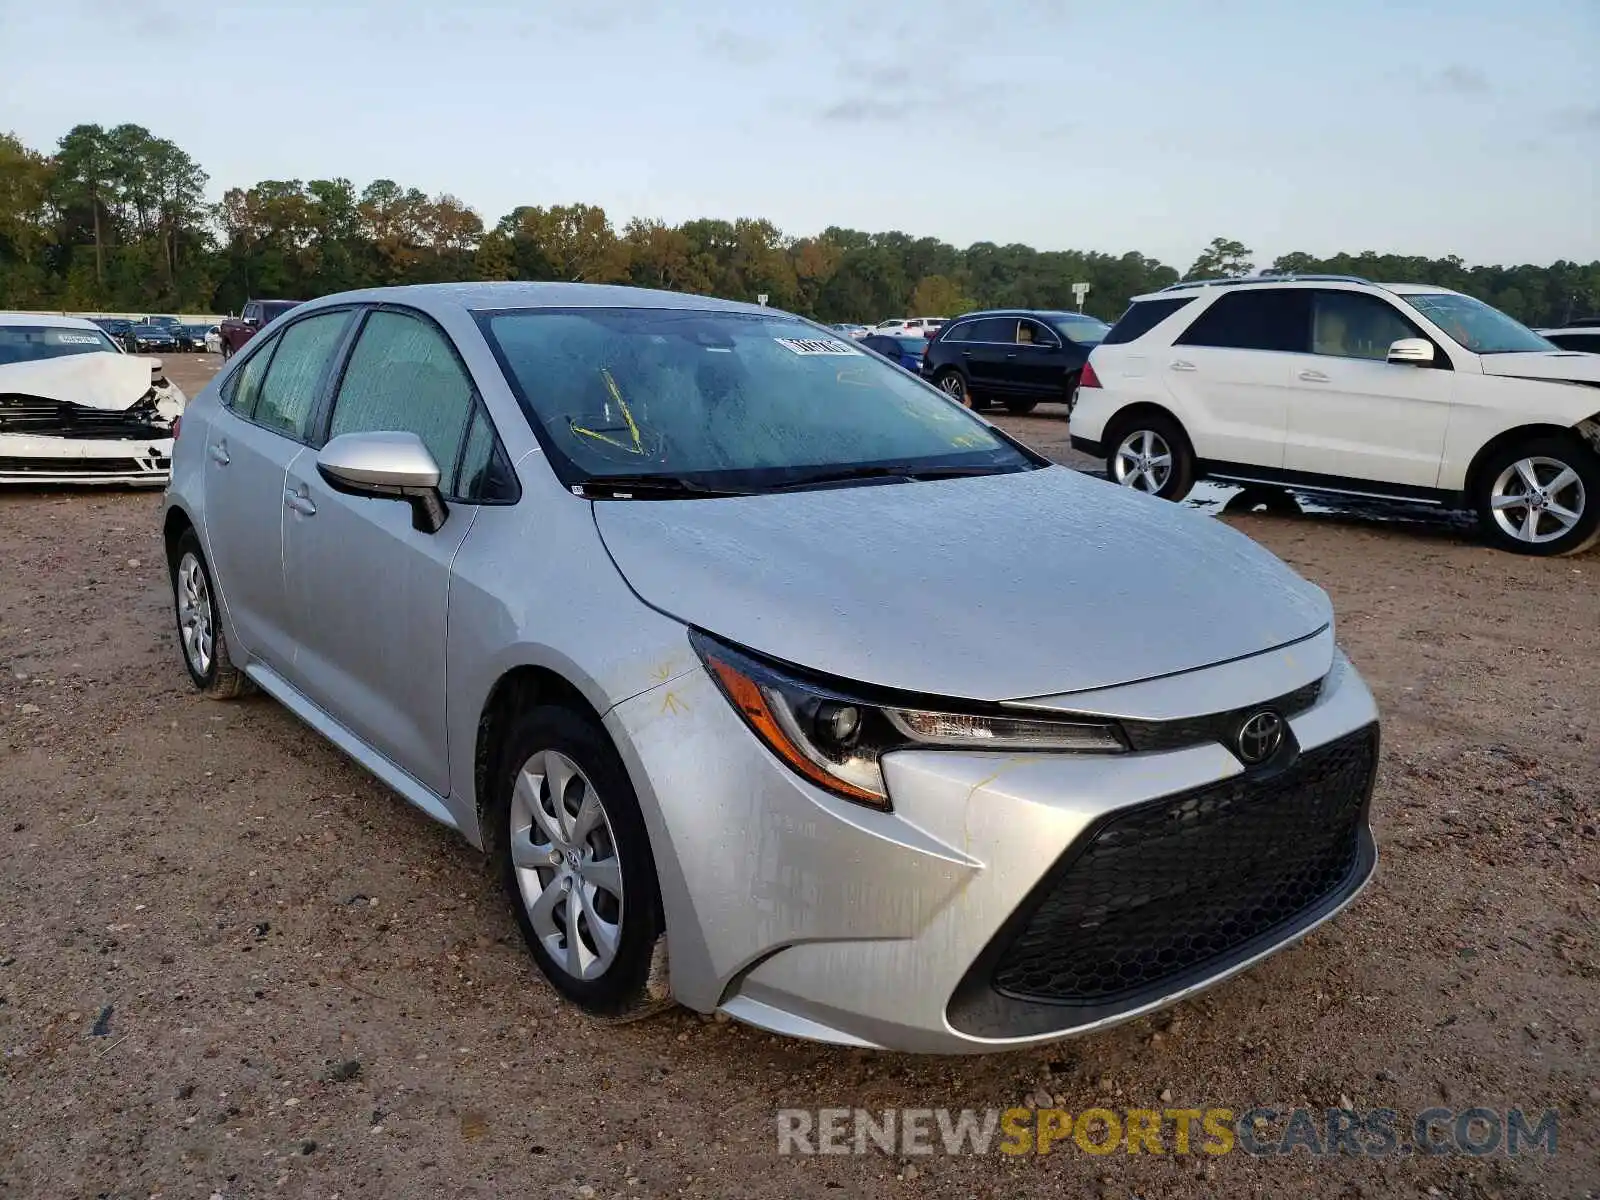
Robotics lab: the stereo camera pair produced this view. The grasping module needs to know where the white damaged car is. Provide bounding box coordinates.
[0,313,186,485]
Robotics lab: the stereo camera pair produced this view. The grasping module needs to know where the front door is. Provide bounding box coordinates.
[282,307,512,796]
[1282,290,1454,488]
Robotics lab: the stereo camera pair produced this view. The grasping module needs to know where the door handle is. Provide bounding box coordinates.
[1298,369,1330,383]
[1005,352,1018,359]
[283,487,317,517]
[1169,360,1197,372]
[961,350,973,358]
[208,442,230,465]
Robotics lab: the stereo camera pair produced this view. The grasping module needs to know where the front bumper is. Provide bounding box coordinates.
[607,643,1379,1053]
[0,432,173,485]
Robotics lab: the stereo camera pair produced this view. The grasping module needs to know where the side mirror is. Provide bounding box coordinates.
[1387,338,1435,366]
[316,431,449,534]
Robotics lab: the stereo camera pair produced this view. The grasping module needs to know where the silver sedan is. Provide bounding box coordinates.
[162,283,1379,1052]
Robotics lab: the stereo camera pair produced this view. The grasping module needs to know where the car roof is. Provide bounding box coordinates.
[0,312,102,330]
[295,281,773,319]
[1127,278,1466,303]
[951,309,1108,322]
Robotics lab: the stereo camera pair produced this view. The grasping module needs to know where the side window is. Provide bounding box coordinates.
[965,317,1016,342]
[243,303,258,323]
[1551,333,1600,353]
[455,405,518,502]
[941,322,972,343]
[1175,290,1309,353]
[1311,291,1422,361]
[223,331,280,417]
[1102,297,1196,345]
[327,309,477,497]
[1018,319,1057,347]
[253,311,352,440]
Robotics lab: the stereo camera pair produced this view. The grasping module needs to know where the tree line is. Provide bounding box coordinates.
[2,124,1596,328]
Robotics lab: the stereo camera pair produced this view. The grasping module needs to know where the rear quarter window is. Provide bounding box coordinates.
[1101,297,1196,346]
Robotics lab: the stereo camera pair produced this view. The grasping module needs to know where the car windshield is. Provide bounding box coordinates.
[1053,317,1111,345]
[1402,293,1555,355]
[479,307,1037,492]
[0,325,119,365]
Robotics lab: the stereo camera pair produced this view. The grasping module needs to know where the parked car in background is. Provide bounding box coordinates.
[830,323,871,339]
[1537,320,1600,353]
[163,281,1379,1052]
[145,315,185,332]
[0,313,185,484]
[859,332,928,372]
[181,323,211,352]
[219,299,304,359]
[921,309,1110,413]
[92,317,133,345]
[874,317,945,338]
[204,325,223,355]
[1072,275,1600,556]
[126,322,181,355]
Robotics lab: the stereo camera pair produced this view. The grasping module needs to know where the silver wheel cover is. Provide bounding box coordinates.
[509,749,625,981]
[175,552,214,676]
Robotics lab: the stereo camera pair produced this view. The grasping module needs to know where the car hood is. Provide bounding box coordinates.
[1478,352,1600,384]
[0,353,163,410]
[593,466,1333,701]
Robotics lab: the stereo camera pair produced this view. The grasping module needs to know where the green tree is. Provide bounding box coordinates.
[910,274,971,316]
[1185,237,1254,280]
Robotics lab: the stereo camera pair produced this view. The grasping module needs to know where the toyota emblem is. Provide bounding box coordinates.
[1235,710,1285,765]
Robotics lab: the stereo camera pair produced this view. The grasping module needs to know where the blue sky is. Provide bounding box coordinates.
[1,0,1595,269]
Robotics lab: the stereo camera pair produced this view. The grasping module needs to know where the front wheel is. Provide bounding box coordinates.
[1004,398,1040,415]
[1105,414,1196,501]
[169,530,250,699]
[1473,435,1600,556]
[491,706,671,1021]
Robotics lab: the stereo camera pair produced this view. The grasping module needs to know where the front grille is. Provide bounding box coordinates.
[1119,677,1323,754]
[0,454,168,475]
[989,725,1377,1006]
[0,393,169,440]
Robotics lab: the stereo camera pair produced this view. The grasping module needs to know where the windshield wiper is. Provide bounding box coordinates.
[765,464,1023,492]
[575,474,752,499]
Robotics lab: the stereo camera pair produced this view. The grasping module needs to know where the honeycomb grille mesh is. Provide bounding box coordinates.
[991,727,1376,1005]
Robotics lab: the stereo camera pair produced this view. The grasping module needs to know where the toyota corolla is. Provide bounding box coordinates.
[162,283,1380,1052]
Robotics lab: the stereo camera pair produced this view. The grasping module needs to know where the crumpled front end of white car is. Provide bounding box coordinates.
[0,356,186,485]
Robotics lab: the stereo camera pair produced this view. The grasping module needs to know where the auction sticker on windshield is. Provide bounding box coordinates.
[775,338,857,356]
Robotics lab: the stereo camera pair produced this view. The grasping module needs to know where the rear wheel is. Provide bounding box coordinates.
[169,530,250,699]
[491,705,671,1021]
[1105,413,1196,501]
[935,369,971,407]
[1473,435,1600,556]
[221,341,233,362]
[1004,397,1040,415]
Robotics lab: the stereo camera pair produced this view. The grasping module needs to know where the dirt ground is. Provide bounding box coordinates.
[1,356,1597,1199]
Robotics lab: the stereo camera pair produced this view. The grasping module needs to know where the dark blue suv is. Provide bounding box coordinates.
[921,309,1109,414]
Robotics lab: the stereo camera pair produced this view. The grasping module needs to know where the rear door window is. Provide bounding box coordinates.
[1101,297,1196,345]
[964,317,1018,343]
[252,311,353,440]
[1175,290,1310,353]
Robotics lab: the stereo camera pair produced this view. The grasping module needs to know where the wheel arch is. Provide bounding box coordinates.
[1461,421,1597,505]
[472,663,610,849]
[162,503,197,566]
[1103,401,1195,454]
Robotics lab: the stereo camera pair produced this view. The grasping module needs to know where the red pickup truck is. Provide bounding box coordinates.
[218,299,304,359]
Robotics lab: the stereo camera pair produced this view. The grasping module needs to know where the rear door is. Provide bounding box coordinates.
[1281,289,1454,487]
[958,317,1023,394]
[1168,289,1309,468]
[200,308,354,671]
[281,306,516,795]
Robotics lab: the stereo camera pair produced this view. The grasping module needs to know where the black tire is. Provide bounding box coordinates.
[490,705,671,1021]
[1103,410,1196,502]
[934,368,973,408]
[1004,397,1040,415]
[168,529,250,699]
[1472,434,1600,557]
[221,342,233,362]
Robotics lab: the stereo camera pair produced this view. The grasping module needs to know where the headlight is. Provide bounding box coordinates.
[690,631,1125,810]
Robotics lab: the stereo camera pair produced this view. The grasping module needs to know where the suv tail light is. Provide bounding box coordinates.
[1079,361,1102,388]
[171,415,182,440]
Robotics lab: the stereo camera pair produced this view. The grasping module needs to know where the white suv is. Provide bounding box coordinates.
[1071,275,1600,556]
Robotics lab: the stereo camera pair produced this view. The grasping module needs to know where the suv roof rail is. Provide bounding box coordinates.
[1159,273,1374,292]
